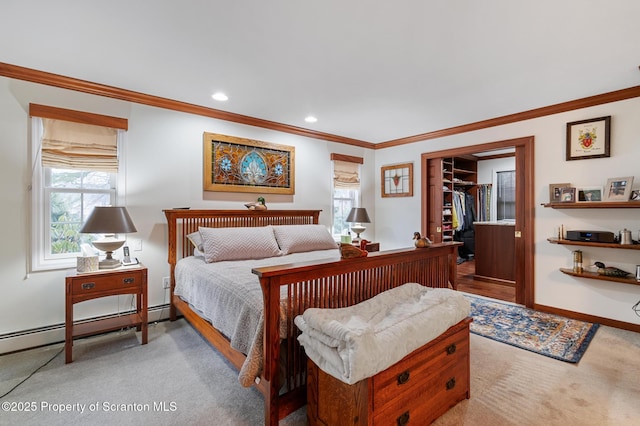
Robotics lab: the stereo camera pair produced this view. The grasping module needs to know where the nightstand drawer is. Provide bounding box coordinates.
[70,270,143,294]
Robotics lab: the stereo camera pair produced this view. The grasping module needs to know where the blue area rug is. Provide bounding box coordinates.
[465,295,599,363]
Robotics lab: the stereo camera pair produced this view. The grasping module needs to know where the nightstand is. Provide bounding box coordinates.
[65,265,148,363]
[354,241,380,252]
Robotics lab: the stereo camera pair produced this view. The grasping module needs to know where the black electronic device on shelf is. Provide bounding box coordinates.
[565,230,615,243]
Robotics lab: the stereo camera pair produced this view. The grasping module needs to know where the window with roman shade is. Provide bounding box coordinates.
[30,104,128,271]
[331,154,363,238]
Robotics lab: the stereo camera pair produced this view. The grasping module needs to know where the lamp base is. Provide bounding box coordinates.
[98,250,121,269]
[99,258,122,269]
[350,224,366,243]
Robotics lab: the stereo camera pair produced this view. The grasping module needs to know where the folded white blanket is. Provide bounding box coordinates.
[295,283,470,384]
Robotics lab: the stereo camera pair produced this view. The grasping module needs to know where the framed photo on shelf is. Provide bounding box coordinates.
[559,187,576,202]
[631,190,640,201]
[604,176,634,201]
[566,116,610,161]
[549,183,571,203]
[577,186,603,202]
[381,162,413,197]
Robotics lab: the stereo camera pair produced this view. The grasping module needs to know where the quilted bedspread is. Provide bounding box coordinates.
[174,249,340,387]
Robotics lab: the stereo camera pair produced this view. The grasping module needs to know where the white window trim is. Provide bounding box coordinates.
[331,161,362,240]
[30,118,126,272]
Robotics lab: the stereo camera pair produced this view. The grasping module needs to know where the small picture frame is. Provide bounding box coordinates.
[577,186,603,202]
[549,183,571,203]
[381,162,413,197]
[604,176,634,201]
[559,187,576,202]
[566,116,610,161]
[631,190,640,202]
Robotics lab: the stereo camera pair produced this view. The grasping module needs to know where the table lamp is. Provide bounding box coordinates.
[79,206,137,269]
[345,207,371,243]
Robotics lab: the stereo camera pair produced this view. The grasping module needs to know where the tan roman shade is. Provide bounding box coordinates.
[333,160,361,190]
[41,118,118,172]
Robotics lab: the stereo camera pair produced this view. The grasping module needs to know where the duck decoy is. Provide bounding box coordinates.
[413,232,432,248]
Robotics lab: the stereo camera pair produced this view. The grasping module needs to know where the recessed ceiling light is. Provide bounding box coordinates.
[304,116,318,123]
[212,92,228,101]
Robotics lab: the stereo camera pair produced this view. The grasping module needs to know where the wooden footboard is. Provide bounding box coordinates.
[253,243,460,424]
[164,209,461,425]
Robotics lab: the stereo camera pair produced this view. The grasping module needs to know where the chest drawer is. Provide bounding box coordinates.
[307,318,472,426]
[373,356,469,425]
[372,323,469,410]
[70,270,143,294]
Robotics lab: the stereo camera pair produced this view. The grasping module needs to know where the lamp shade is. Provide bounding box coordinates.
[345,207,371,223]
[80,206,137,234]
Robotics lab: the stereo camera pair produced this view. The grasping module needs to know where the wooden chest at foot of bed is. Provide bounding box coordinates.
[306,317,471,426]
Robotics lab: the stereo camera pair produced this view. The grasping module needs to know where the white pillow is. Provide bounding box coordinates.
[186,231,203,252]
[199,226,281,263]
[272,224,338,255]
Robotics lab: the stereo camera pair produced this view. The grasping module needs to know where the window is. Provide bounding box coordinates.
[44,168,116,259]
[331,155,362,239]
[30,104,127,271]
[495,170,516,221]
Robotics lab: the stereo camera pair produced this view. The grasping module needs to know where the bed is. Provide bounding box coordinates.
[164,209,462,425]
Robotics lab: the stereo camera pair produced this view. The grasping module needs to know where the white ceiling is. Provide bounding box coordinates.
[2,1,639,144]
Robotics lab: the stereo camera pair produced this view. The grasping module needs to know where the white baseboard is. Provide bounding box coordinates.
[0,304,171,355]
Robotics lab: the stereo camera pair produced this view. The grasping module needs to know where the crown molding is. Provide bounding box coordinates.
[0,62,373,149]
[2,62,639,151]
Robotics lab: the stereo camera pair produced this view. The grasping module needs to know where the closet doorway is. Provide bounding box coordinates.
[421,136,534,307]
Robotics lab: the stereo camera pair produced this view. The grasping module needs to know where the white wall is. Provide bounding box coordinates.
[0,77,375,352]
[375,97,640,325]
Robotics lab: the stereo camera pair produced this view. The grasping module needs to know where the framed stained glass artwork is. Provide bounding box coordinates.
[381,162,413,197]
[203,133,295,194]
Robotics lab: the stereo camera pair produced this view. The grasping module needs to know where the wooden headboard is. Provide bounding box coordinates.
[163,209,321,263]
[163,209,321,317]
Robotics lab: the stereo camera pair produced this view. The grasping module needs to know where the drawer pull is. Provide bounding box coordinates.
[81,282,95,290]
[397,371,410,385]
[446,343,457,355]
[123,278,135,284]
[396,411,410,425]
[446,377,456,390]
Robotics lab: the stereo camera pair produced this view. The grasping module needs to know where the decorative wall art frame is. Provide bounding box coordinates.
[559,187,576,202]
[381,162,413,197]
[203,132,295,194]
[548,183,571,203]
[566,116,610,161]
[577,186,603,202]
[604,176,634,202]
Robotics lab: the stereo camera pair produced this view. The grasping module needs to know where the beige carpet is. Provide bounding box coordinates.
[435,324,640,426]
[1,319,639,425]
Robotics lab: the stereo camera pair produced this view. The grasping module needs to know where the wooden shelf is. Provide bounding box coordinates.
[560,268,640,286]
[542,201,640,209]
[547,238,640,250]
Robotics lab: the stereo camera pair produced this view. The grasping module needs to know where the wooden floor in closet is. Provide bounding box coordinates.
[456,260,516,303]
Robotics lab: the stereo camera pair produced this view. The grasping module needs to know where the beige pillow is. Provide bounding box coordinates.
[272,224,338,255]
[199,226,281,263]
[186,231,203,252]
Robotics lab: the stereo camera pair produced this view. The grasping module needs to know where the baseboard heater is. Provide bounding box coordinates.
[0,304,170,349]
